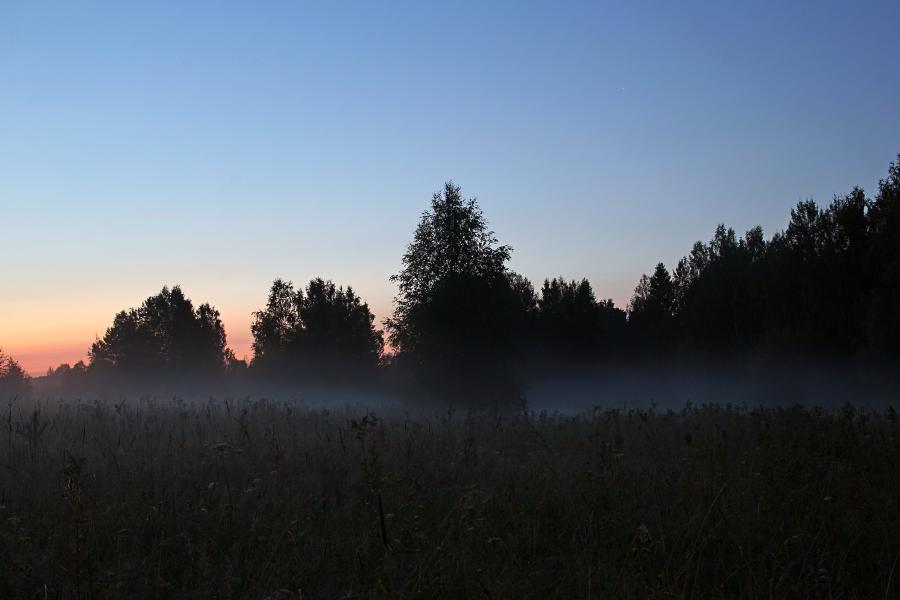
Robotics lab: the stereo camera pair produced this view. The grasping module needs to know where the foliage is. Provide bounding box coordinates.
[386,181,513,358]
[629,263,676,348]
[88,286,230,376]
[42,361,90,393]
[0,348,30,396]
[250,278,383,375]
[535,277,626,357]
[629,154,900,357]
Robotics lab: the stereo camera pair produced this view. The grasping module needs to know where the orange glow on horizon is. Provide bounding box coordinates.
[2,296,394,377]
[6,328,255,378]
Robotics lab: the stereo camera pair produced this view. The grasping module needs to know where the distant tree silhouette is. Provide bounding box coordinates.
[628,263,676,350]
[0,348,30,396]
[645,154,900,358]
[250,277,382,376]
[672,225,768,350]
[863,159,900,355]
[250,279,299,365]
[45,361,90,391]
[386,182,524,400]
[508,272,538,317]
[387,182,512,351]
[535,277,626,357]
[89,286,231,376]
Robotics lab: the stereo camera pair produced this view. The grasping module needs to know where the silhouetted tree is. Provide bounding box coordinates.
[250,277,382,376]
[0,349,30,396]
[250,278,299,365]
[45,361,90,391]
[813,189,869,350]
[673,225,767,350]
[386,182,523,401]
[866,157,900,354]
[509,272,538,317]
[387,182,513,351]
[298,278,383,367]
[629,263,675,350]
[89,286,231,377]
[645,154,900,357]
[535,277,626,357]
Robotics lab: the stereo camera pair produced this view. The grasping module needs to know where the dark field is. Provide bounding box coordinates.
[1,396,898,599]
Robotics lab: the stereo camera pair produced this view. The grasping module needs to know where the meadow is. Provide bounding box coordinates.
[1,394,898,599]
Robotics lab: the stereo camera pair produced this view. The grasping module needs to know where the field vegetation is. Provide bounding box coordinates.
[1,395,898,598]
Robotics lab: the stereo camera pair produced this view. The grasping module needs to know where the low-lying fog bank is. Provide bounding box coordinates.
[18,356,899,413]
[524,359,900,412]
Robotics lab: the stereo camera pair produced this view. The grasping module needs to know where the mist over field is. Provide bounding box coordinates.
[524,359,900,412]
[23,356,900,415]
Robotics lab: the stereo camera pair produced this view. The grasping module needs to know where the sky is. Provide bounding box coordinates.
[2,1,899,375]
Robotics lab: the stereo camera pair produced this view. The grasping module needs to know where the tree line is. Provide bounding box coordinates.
[11,154,900,396]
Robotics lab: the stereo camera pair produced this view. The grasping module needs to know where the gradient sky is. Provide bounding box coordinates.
[2,1,899,375]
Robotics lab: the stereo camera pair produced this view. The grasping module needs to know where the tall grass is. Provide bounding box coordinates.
[1,395,898,598]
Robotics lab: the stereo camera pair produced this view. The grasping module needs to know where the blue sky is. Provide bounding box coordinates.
[2,1,899,372]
